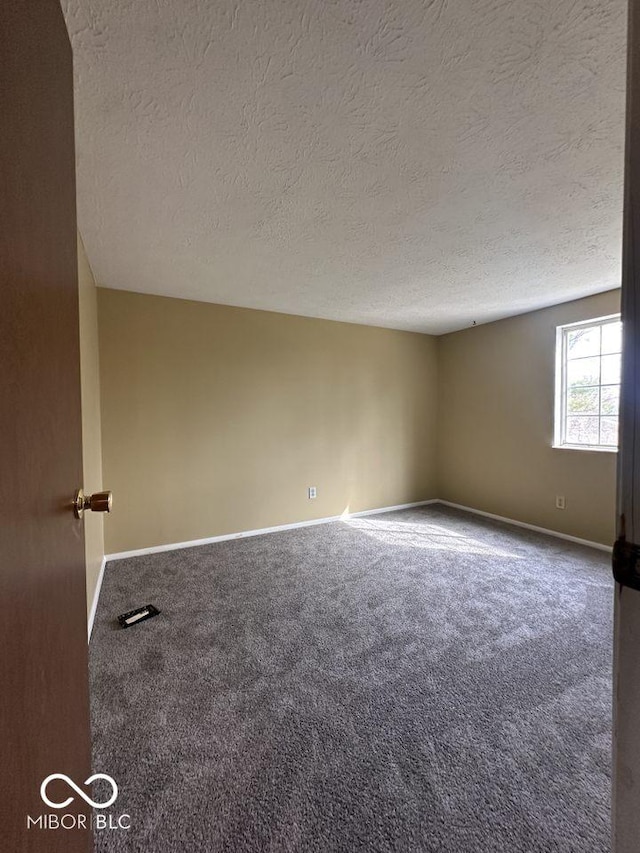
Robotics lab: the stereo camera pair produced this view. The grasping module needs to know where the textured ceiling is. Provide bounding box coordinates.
[62,0,626,334]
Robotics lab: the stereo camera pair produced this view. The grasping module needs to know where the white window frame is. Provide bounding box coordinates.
[554,313,621,453]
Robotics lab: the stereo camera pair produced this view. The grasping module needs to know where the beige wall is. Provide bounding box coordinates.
[77,236,105,615]
[98,289,439,553]
[97,286,620,554]
[437,290,621,546]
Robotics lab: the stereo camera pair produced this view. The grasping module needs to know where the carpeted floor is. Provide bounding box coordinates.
[90,505,612,852]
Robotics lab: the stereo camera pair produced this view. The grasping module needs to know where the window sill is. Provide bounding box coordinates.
[552,444,618,453]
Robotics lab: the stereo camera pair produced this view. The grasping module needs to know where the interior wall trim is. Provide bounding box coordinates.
[88,555,107,641]
[104,498,612,565]
[437,500,613,553]
[92,499,611,631]
[105,500,440,562]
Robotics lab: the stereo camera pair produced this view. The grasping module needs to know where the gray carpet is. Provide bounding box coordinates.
[90,505,612,852]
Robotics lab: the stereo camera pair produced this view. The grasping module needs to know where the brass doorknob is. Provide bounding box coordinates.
[73,489,113,519]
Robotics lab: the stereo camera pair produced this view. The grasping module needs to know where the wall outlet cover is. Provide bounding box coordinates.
[308,486,317,499]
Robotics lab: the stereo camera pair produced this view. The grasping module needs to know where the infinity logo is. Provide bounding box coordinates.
[40,774,118,810]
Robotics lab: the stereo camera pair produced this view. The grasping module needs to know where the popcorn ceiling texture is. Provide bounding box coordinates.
[62,0,626,334]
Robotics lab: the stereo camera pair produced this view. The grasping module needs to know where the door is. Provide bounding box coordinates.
[0,2,93,851]
[613,1,640,851]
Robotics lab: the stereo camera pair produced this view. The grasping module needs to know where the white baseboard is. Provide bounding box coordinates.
[104,497,612,563]
[435,500,613,553]
[87,556,107,641]
[105,499,440,562]
[94,499,610,625]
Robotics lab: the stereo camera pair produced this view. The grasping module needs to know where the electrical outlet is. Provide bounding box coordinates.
[308,486,317,500]
[556,495,566,510]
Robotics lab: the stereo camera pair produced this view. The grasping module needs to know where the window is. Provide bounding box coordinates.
[555,314,622,451]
